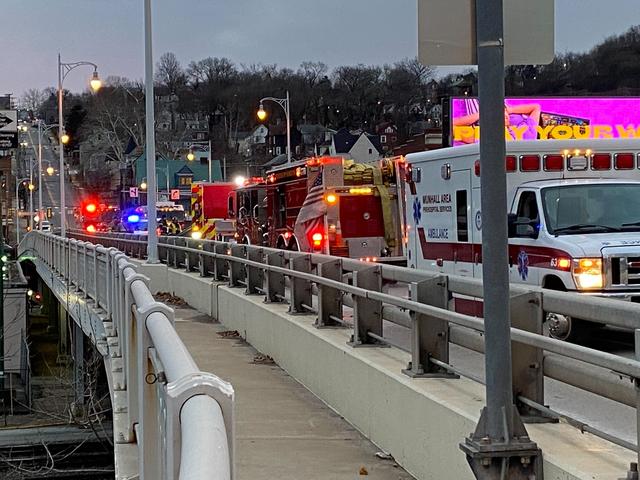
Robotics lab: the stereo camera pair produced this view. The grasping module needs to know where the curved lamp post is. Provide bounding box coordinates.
[58,55,101,236]
[257,91,291,164]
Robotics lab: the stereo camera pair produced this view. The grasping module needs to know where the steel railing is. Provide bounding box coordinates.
[67,230,640,460]
[19,231,234,480]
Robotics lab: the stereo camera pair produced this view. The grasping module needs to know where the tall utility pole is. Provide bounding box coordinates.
[0,172,4,392]
[460,0,541,477]
[144,0,158,263]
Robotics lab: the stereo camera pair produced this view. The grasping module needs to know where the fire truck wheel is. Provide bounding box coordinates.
[287,237,300,251]
[276,237,287,250]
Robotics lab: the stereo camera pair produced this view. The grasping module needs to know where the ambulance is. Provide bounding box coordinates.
[405,138,640,339]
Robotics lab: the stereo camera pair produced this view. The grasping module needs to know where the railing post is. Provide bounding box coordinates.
[185,239,199,272]
[213,243,228,281]
[229,245,246,287]
[289,254,312,314]
[510,291,545,420]
[164,373,235,479]
[199,241,214,277]
[245,247,264,295]
[403,276,456,378]
[316,259,343,328]
[349,265,383,346]
[93,246,99,303]
[264,251,286,303]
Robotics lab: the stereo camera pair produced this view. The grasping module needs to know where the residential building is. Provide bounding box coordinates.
[392,128,443,156]
[375,122,399,153]
[330,128,382,164]
[298,124,335,156]
[266,121,302,158]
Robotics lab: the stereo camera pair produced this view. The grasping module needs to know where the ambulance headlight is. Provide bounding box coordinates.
[191,231,203,240]
[572,258,603,290]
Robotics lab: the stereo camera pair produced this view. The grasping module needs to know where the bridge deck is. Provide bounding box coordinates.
[174,306,414,480]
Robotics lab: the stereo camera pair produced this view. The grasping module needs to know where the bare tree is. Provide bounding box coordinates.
[21,88,47,114]
[156,52,187,94]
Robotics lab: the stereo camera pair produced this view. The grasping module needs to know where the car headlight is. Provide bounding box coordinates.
[572,258,603,290]
[191,231,203,240]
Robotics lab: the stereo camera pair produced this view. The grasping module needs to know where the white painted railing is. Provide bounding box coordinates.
[20,231,234,480]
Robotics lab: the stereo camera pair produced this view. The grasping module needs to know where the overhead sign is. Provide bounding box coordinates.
[450,97,640,146]
[0,110,18,149]
[170,189,180,201]
[129,187,139,198]
[417,0,554,66]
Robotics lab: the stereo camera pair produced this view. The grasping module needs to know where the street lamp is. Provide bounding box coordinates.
[15,178,30,244]
[58,54,101,236]
[28,121,59,229]
[257,91,292,164]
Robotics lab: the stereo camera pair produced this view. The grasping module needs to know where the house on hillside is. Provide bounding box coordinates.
[267,121,302,158]
[375,122,398,153]
[298,124,335,156]
[330,128,382,164]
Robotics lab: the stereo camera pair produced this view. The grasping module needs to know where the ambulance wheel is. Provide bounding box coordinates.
[544,313,602,342]
[276,237,287,250]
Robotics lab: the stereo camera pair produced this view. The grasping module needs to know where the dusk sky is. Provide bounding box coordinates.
[3,0,640,99]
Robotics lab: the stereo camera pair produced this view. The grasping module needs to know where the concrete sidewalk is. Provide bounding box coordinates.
[174,306,414,480]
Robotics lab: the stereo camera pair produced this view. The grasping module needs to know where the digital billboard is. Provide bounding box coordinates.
[450,97,640,146]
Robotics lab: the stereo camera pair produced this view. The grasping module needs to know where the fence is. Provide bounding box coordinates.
[68,230,640,463]
[20,231,234,480]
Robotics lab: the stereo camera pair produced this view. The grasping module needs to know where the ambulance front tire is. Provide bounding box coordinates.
[542,276,600,342]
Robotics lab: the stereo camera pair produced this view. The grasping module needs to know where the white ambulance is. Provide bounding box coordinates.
[405,138,640,339]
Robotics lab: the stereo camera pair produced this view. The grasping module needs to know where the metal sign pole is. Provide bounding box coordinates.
[460,0,542,477]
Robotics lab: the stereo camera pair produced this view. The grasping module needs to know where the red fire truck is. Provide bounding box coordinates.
[190,182,237,240]
[234,156,407,261]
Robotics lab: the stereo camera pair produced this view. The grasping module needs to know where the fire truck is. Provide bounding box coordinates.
[190,182,236,240]
[234,156,407,260]
[405,138,640,339]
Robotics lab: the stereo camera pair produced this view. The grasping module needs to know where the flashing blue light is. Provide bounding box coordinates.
[127,214,141,223]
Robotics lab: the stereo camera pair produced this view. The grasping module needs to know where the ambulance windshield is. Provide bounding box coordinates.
[542,184,640,235]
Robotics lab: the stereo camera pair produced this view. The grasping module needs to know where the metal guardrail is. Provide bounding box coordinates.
[20,232,234,480]
[69,230,640,461]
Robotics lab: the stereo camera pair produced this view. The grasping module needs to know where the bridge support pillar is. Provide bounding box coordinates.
[72,321,85,410]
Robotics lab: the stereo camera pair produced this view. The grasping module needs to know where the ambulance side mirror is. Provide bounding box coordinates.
[508,213,539,239]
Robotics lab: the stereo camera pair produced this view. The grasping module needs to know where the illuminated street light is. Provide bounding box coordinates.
[61,133,70,144]
[90,70,102,92]
[46,166,55,176]
[58,54,101,236]
[140,181,148,190]
[186,151,195,161]
[257,92,291,163]
[257,104,267,121]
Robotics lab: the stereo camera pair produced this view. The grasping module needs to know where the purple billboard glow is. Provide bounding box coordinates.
[451,97,640,146]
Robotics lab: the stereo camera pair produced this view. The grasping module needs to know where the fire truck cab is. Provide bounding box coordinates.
[235,156,407,260]
[406,138,640,339]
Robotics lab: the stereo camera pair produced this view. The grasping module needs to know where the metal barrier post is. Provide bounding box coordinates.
[403,276,456,378]
[316,259,343,328]
[199,242,214,277]
[510,292,545,420]
[265,251,285,303]
[289,255,312,314]
[213,243,228,281]
[229,245,246,287]
[245,248,264,295]
[185,239,198,272]
[349,265,383,346]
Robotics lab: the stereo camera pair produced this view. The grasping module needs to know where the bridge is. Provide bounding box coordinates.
[17,230,640,479]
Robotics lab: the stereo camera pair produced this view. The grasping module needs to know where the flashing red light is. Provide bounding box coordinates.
[86,224,96,233]
[34,293,42,301]
[591,153,611,170]
[520,155,540,172]
[615,153,635,170]
[543,154,564,171]
[85,203,97,214]
[505,156,517,172]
